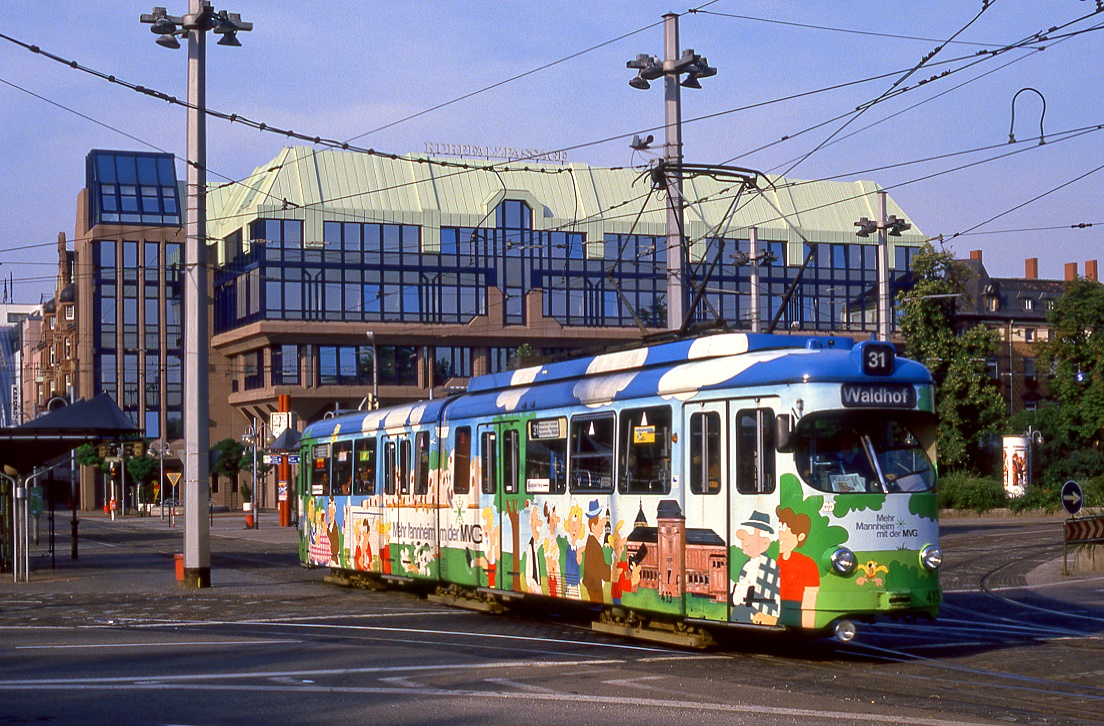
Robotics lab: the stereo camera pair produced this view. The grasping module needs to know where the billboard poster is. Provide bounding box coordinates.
[1002,436,1030,498]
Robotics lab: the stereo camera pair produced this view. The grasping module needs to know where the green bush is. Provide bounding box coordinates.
[1007,483,1059,513]
[938,471,1006,513]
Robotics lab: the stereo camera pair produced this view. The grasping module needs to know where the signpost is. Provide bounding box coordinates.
[1061,480,1103,574]
[166,471,182,528]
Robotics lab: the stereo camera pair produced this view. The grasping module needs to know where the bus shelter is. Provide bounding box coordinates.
[0,394,138,579]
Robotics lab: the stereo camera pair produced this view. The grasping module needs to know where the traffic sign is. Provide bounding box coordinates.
[287,454,300,464]
[166,472,182,487]
[1062,480,1083,517]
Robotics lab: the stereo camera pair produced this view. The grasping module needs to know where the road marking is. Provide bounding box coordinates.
[484,677,552,693]
[0,658,627,686]
[601,676,664,691]
[249,621,672,653]
[15,640,294,650]
[637,654,731,663]
[379,676,430,689]
[0,681,994,724]
[123,619,673,653]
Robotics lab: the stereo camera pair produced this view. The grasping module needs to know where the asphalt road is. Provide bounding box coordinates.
[1,510,1102,725]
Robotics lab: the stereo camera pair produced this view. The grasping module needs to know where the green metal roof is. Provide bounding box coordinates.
[206,146,926,258]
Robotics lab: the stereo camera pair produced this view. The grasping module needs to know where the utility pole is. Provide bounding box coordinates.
[628,13,716,332]
[141,1,252,587]
[749,227,761,333]
[855,190,911,341]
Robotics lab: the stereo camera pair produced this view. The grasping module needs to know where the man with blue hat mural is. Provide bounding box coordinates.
[582,498,612,603]
[729,510,781,625]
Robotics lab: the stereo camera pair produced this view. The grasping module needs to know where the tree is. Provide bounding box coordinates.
[897,243,1006,470]
[1037,277,1104,450]
[210,437,246,490]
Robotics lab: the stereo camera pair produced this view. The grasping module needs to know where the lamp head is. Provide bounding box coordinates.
[150,17,177,34]
[629,75,651,91]
[156,33,181,49]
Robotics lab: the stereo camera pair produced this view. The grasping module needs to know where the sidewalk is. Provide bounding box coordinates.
[1,509,304,596]
[3,510,1101,610]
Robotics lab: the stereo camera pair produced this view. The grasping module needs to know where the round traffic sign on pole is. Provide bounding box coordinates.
[1062,480,1083,517]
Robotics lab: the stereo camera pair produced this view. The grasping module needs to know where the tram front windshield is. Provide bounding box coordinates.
[794,412,936,494]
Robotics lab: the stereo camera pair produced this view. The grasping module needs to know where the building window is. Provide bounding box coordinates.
[1022,297,1034,311]
[1024,328,1035,343]
[1024,400,1038,411]
[65,305,75,321]
[987,296,1000,312]
[987,358,999,380]
[243,351,263,390]
[1024,357,1036,380]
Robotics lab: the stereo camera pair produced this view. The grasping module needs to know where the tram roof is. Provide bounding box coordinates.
[301,334,934,440]
[467,333,854,394]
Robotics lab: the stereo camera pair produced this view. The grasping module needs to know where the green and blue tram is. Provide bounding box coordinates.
[298,333,942,642]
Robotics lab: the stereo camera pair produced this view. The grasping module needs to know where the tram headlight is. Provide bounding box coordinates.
[920,544,943,571]
[830,546,857,575]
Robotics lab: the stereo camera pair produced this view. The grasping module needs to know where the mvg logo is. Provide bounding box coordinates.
[841,383,916,408]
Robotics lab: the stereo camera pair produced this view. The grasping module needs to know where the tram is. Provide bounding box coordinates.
[297,333,942,644]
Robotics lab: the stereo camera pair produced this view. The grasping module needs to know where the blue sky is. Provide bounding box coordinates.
[2,1,1102,302]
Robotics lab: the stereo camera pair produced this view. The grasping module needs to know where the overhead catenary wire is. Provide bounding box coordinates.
[4,6,1099,293]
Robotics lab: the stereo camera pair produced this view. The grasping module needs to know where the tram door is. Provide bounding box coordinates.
[685,401,728,619]
[380,432,411,576]
[473,422,524,591]
[496,423,523,594]
[726,399,781,626]
[475,424,499,588]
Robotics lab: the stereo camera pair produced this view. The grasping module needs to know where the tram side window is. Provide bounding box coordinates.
[526,418,567,494]
[690,411,722,495]
[570,414,615,492]
[414,431,429,495]
[311,444,330,496]
[618,405,672,494]
[383,441,397,495]
[736,408,776,494]
[332,440,353,495]
[453,426,471,495]
[502,429,519,494]
[480,431,497,494]
[399,438,411,494]
[353,437,376,495]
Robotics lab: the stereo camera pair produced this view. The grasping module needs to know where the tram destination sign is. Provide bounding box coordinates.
[841,383,916,408]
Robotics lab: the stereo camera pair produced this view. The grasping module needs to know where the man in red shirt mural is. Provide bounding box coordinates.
[776,506,820,628]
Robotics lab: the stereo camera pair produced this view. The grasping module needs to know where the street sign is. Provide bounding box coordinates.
[1062,480,1083,517]
[287,454,300,464]
[270,412,296,438]
[264,454,281,465]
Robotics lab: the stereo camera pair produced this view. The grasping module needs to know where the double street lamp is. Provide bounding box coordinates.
[140,0,252,588]
[241,419,267,529]
[148,440,176,524]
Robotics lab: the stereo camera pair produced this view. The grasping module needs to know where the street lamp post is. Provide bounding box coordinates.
[855,190,912,341]
[241,419,265,529]
[366,332,379,408]
[628,13,717,332]
[141,1,251,588]
[148,441,175,523]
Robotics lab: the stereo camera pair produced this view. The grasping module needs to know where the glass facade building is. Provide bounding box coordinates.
[205,146,927,424]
